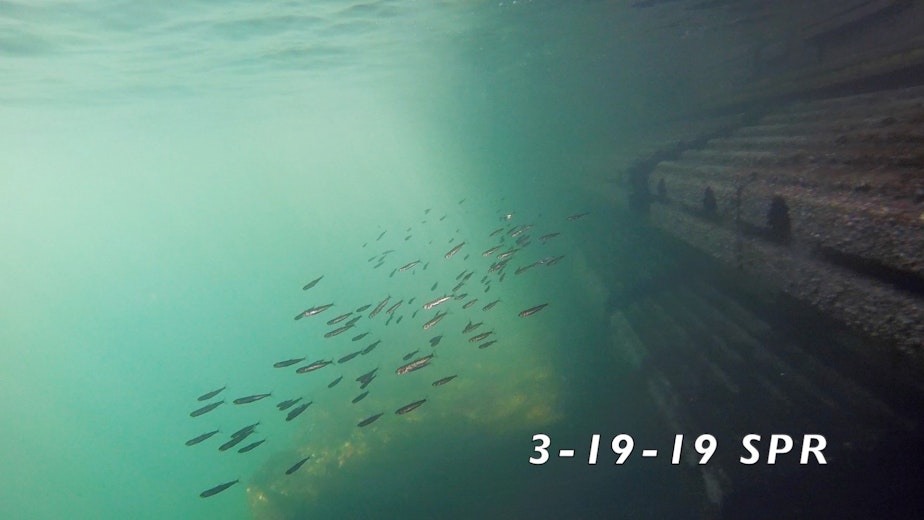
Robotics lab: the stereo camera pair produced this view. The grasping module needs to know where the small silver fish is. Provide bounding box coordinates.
[286,402,312,421]
[395,399,427,415]
[286,456,311,475]
[396,355,433,375]
[423,295,451,310]
[422,311,448,330]
[324,324,353,338]
[497,249,518,261]
[482,299,501,311]
[468,331,493,343]
[361,340,381,355]
[432,375,457,387]
[357,413,383,427]
[369,296,390,318]
[297,303,334,319]
[277,397,303,411]
[462,321,483,334]
[386,300,403,314]
[186,429,220,446]
[296,360,331,373]
[197,386,226,401]
[515,264,535,275]
[509,225,532,238]
[233,393,271,405]
[326,312,353,325]
[301,276,323,291]
[200,479,239,498]
[482,245,502,256]
[518,303,548,317]
[273,357,305,368]
[238,439,266,453]
[338,351,361,364]
[444,242,465,259]
[399,260,420,271]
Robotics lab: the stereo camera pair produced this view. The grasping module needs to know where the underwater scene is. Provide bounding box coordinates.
[2,1,923,519]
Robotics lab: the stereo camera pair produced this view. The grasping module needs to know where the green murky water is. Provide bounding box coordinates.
[0,2,847,519]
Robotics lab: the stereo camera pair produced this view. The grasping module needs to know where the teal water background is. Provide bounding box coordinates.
[0,2,701,518]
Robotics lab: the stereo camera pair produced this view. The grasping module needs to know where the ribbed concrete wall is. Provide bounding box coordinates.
[645,85,924,355]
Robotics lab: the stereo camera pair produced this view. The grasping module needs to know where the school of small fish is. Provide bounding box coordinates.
[189,206,590,498]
